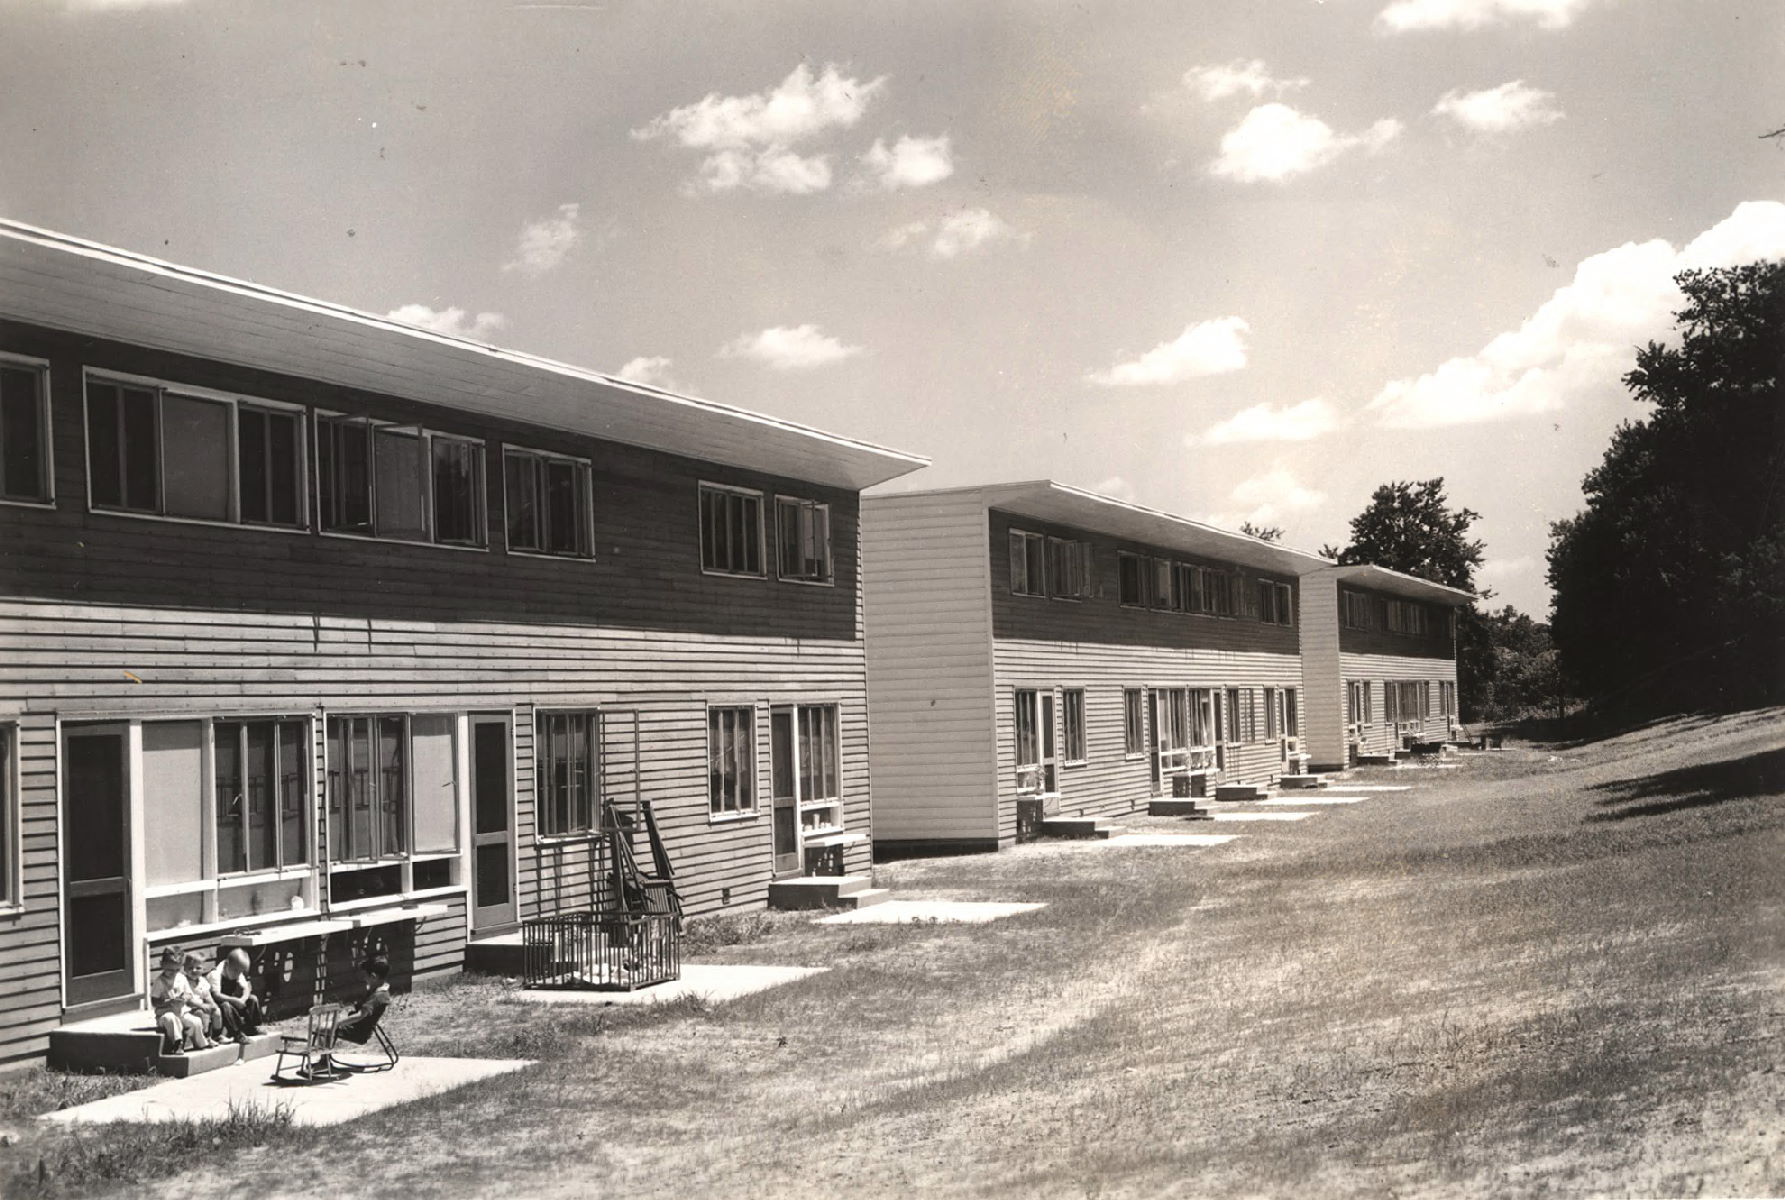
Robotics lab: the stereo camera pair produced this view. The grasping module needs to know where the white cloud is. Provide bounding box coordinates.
[65,0,189,9]
[616,356,675,388]
[859,135,955,190]
[1191,397,1343,445]
[504,203,583,277]
[1478,556,1537,584]
[1086,317,1250,386]
[1432,81,1563,133]
[1209,104,1402,183]
[1377,0,1599,32]
[1093,476,1138,503]
[1368,201,1785,429]
[719,324,862,371]
[384,304,507,341]
[1183,59,1309,102]
[632,63,885,195]
[879,208,1027,259]
[1226,464,1328,529]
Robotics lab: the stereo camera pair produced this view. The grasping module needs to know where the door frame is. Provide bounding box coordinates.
[768,705,804,878]
[468,712,518,935]
[59,720,138,1011]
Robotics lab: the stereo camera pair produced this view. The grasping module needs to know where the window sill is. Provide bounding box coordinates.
[148,907,325,943]
[86,506,311,537]
[700,566,768,581]
[1063,759,1088,769]
[707,810,761,826]
[328,859,407,875]
[778,575,836,588]
[534,831,601,847]
[507,548,597,564]
[318,529,490,555]
[0,497,55,511]
[327,888,463,915]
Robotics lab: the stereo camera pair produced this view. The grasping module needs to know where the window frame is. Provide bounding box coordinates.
[312,411,489,550]
[776,495,835,586]
[1117,551,1153,608]
[1008,529,1048,597]
[1048,536,1093,601]
[1061,688,1087,766]
[325,713,413,865]
[212,717,311,878]
[706,703,760,819]
[1341,590,1372,631]
[1258,580,1294,626]
[698,482,767,579]
[1123,688,1146,759]
[0,723,18,911]
[0,353,54,507]
[791,703,843,835]
[535,709,599,839]
[84,370,309,532]
[502,444,595,560]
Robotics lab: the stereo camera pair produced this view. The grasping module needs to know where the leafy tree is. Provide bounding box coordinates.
[1548,261,1785,712]
[1239,520,1283,543]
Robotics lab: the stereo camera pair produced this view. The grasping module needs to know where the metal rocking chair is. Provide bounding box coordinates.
[271,1002,344,1084]
[333,1019,399,1073]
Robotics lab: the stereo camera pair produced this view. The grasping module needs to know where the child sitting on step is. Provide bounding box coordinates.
[149,947,210,1055]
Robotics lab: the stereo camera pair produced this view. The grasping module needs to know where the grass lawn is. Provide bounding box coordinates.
[4,707,1781,1198]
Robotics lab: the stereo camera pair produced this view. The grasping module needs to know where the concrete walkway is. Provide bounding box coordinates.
[816,900,1046,925]
[43,1056,531,1127]
[1100,832,1240,848]
[1260,794,1366,805]
[1207,811,1317,822]
[512,962,824,1005]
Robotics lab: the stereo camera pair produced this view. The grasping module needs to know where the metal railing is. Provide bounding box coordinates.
[521,911,680,991]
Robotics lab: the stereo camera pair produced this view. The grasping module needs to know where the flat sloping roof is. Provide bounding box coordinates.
[1326,564,1475,605]
[0,220,928,492]
[873,480,1337,577]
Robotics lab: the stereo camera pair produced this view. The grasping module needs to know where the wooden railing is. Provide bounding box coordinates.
[521,911,680,991]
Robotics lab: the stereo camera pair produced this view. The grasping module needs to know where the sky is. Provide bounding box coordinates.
[1,0,1781,615]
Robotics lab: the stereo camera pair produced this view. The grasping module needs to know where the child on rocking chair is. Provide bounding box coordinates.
[334,956,391,1049]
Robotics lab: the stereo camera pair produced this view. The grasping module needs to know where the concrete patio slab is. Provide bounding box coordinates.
[42,1055,531,1127]
[1208,811,1317,822]
[1099,832,1239,847]
[816,900,1046,926]
[1260,794,1365,805]
[511,962,824,1006]
[1325,785,1412,792]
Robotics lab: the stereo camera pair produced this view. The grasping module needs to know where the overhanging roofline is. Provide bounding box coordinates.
[0,219,930,491]
[1325,564,1475,605]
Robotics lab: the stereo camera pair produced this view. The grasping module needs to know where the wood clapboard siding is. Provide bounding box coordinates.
[992,639,1305,841]
[1340,651,1460,757]
[1299,573,1348,770]
[0,713,59,1071]
[988,509,1301,656]
[0,319,860,644]
[861,492,998,847]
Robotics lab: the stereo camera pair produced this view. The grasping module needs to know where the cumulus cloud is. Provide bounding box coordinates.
[1432,81,1563,133]
[1368,201,1785,429]
[1377,0,1599,32]
[720,324,862,371]
[1182,59,1309,102]
[504,203,583,277]
[384,304,507,341]
[616,356,675,388]
[632,63,885,195]
[859,135,955,190]
[879,208,1027,259]
[1226,464,1328,529]
[1086,317,1251,386]
[1210,104,1402,183]
[1191,398,1343,446]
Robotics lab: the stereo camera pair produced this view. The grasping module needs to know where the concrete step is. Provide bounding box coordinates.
[465,932,526,976]
[50,1009,282,1076]
[1278,774,1329,789]
[1355,752,1398,766]
[1147,798,1211,818]
[1037,816,1121,839]
[1213,783,1269,802]
[768,874,880,911]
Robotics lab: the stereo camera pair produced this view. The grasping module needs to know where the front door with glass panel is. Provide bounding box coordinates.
[470,715,515,932]
[62,725,134,1008]
[1015,689,1059,797]
[769,707,801,876]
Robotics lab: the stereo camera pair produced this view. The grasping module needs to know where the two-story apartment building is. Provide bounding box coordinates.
[1298,566,1472,770]
[0,221,926,1069]
[861,482,1334,855]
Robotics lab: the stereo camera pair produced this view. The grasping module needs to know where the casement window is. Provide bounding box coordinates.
[1206,569,1238,618]
[1258,581,1294,626]
[0,358,51,503]
[1263,688,1280,740]
[1123,688,1146,757]
[326,715,415,861]
[1224,687,1256,743]
[1346,680,1373,728]
[1049,537,1093,600]
[505,446,593,558]
[1062,689,1087,764]
[213,719,308,875]
[0,725,16,909]
[699,484,764,577]
[87,375,303,526]
[1009,529,1048,596]
[777,497,833,584]
[1283,688,1299,740]
[793,704,841,833]
[1117,552,1152,607]
[708,705,757,815]
[1386,600,1428,637]
[1341,590,1372,631]
[316,413,487,546]
[1190,689,1217,753]
[1152,558,1181,611]
[537,711,597,837]
[1440,681,1457,716]
[1155,687,1190,775]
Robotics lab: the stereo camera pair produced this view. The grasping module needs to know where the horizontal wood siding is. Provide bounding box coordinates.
[0,319,859,643]
[988,509,1301,655]
[1298,574,1347,771]
[992,639,1305,841]
[1341,652,1460,757]
[861,492,998,847]
[0,713,59,1071]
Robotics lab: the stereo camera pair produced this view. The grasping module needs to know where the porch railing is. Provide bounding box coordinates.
[521,910,680,991]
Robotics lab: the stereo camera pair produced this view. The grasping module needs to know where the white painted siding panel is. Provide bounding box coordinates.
[1299,573,1346,770]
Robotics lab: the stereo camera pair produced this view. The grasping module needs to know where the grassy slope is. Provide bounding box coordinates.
[6,709,1781,1198]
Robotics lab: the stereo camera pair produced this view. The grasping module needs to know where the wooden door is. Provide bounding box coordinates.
[470,715,516,932]
[769,707,802,876]
[1039,691,1058,796]
[62,725,133,1008]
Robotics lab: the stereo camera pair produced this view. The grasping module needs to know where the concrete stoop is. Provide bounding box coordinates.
[1147,798,1212,818]
[465,932,526,976]
[1213,783,1270,802]
[1277,773,1329,789]
[1037,815,1123,840]
[767,874,891,911]
[1354,752,1398,767]
[50,1009,281,1077]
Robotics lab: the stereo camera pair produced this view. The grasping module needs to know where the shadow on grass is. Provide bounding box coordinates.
[1587,747,1785,822]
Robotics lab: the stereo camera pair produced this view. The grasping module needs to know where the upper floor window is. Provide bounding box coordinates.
[1009,530,1048,596]
[87,374,302,527]
[1118,552,1152,607]
[777,496,833,584]
[1049,537,1093,600]
[0,358,51,503]
[316,414,487,547]
[505,446,593,558]
[1258,580,1294,626]
[1386,599,1428,636]
[700,483,763,577]
[1341,590,1373,630]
